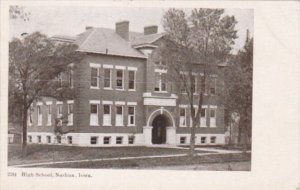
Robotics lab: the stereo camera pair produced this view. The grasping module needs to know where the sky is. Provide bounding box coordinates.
[10,6,253,52]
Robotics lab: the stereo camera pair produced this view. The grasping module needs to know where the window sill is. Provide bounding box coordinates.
[90,124,100,127]
[103,124,112,127]
[103,87,113,90]
[116,88,125,91]
[127,125,136,127]
[116,125,124,127]
[90,87,100,90]
[154,91,168,93]
[128,89,136,92]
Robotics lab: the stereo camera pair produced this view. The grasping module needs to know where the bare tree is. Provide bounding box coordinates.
[161,8,237,156]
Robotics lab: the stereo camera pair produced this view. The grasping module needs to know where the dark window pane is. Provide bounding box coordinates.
[116,106,122,114]
[180,108,185,116]
[201,109,205,117]
[91,104,97,114]
[128,107,134,115]
[210,109,215,117]
[104,69,111,88]
[90,137,97,144]
[104,105,110,114]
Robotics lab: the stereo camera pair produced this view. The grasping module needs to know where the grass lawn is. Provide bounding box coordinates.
[36,153,251,170]
[8,144,211,166]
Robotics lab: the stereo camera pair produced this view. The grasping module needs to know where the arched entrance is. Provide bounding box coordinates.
[143,107,176,145]
[152,115,168,144]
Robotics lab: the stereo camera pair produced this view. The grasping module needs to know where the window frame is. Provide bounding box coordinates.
[154,72,167,93]
[115,105,124,126]
[128,70,136,91]
[103,68,112,89]
[179,108,187,127]
[103,104,112,126]
[127,106,135,126]
[116,69,124,90]
[90,104,99,126]
[90,67,100,89]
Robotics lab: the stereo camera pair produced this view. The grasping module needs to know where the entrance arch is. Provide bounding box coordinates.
[151,115,169,144]
[144,107,176,145]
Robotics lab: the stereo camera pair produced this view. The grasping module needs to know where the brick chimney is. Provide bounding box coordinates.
[85,26,93,30]
[116,20,129,40]
[144,25,158,35]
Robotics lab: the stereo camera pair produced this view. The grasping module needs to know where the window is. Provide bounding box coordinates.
[28,107,33,126]
[37,105,42,126]
[69,70,74,88]
[210,136,216,144]
[128,136,135,144]
[128,106,135,126]
[128,70,135,90]
[115,106,123,126]
[116,70,124,89]
[103,69,111,88]
[58,73,62,87]
[116,137,123,144]
[28,135,32,143]
[154,73,167,92]
[180,137,186,144]
[103,137,111,144]
[210,78,217,95]
[67,136,72,144]
[201,137,206,144]
[47,136,51,143]
[91,67,99,88]
[57,104,62,118]
[103,105,111,126]
[37,136,41,143]
[200,108,206,127]
[68,103,73,126]
[191,75,197,94]
[47,105,52,126]
[90,136,98,145]
[210,109,216,127]
[90,104,99,126]
[57,136,61,144]
[179,108,186,127]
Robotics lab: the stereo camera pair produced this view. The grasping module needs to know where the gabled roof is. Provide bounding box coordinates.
[76,27,147,59]
[131,33,165,47]
[51,26,165,59]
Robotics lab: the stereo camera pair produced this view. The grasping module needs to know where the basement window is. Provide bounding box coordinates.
[90,136,98,145]
[103,137,111,144]
[37,136,41,143]
[201,137,206,144]
[47,136,51,143]
[67,136,72,144]
[28,135,32,143]
[210,136,216,144]
[180,137,186,144]
[128,136,135,144]
[116,137,123,144]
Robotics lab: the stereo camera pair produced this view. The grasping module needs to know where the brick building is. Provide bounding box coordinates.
[27,21,226,146]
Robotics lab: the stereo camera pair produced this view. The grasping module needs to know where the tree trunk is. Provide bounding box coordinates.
[189,120,196,157]
[22,103,28,157]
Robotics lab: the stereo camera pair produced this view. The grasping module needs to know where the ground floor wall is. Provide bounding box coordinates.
[27,131,225,147]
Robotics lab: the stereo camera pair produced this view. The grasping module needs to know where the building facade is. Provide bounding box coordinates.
[27,21,226,146]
